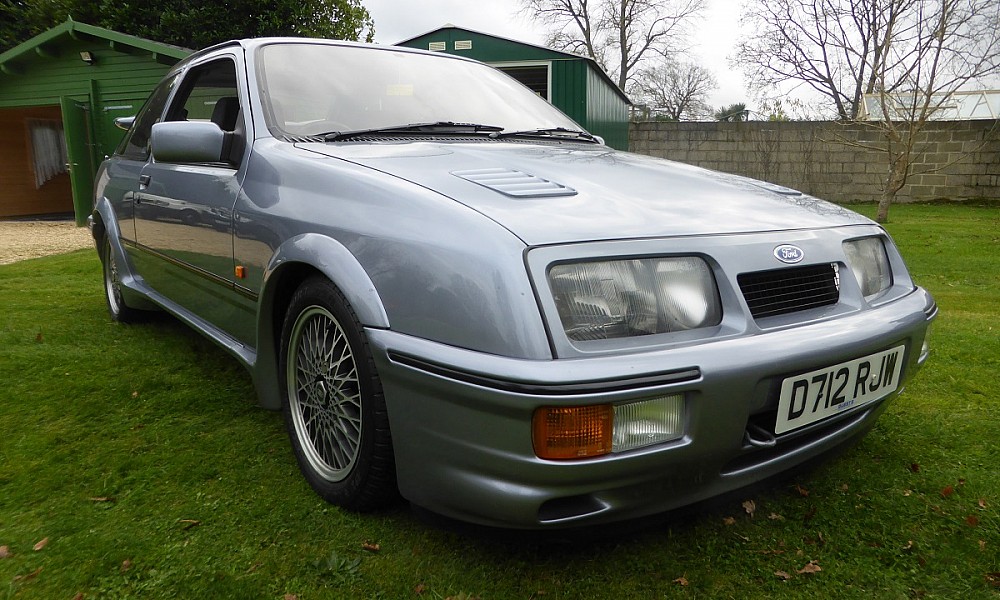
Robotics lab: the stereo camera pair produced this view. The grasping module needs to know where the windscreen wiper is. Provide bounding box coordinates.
[323,122,503,141]
[488,127,598,142]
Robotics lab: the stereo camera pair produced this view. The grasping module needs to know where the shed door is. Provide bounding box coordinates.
[59,97,95,225]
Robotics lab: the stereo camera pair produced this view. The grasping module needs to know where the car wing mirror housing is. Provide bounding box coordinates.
[150,121,232,164]
[114,116,136,132]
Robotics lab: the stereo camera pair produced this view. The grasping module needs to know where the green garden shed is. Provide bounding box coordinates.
[396,26,631,150]
[0,20,189,224]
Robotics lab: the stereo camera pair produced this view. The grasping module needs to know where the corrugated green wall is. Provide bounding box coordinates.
[550,60,587,126]
[585,66,629,150]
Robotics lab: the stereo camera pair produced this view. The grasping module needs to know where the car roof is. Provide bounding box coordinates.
[176,37,481,70]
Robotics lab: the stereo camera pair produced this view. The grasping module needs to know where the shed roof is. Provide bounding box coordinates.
[0,18,189,75]
[395,25,630,105]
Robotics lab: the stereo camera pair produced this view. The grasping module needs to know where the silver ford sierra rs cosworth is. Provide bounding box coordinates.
[89,38,936,528]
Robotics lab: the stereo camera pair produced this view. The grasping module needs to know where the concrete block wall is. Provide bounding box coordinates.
[629,120,1000,203]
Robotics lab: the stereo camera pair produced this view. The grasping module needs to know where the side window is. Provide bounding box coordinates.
[117,73,179,160]
[166,58,241,132]
[163,57,244,165]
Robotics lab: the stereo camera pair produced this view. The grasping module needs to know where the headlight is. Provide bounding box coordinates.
[843,237,892,300]
[548,257,721,342]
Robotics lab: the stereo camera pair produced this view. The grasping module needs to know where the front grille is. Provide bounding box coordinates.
[738,263,840,319]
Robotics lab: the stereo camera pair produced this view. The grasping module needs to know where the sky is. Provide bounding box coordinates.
[363,0,748,109]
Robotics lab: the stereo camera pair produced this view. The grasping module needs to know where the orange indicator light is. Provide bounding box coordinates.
[235,265,247,279]
[532,404,613,460]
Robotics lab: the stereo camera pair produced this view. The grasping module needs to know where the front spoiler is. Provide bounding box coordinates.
[368,287,936,529]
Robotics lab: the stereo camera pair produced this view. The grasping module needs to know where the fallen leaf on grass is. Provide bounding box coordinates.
[131,391,139,399]
[979,540,986,552]
[0,546,11,559]
[121,559,133,573]
[840,483,849,492]
[672,577,689,586]
[244,562,261,574]
[909,463,920,473]
[803,506,817,523]
[797,561,822,575]
[901,540,915,553]
[742,500,756,517]
[34,332,43,343]
[284,595,298,600]
[966,515,980,527]
[13,567,42,582]
[178,519,201,531]
[985,572,1000,589]
[89,496,115,503]
[804,532,826,547]
[903,489,913,497]
[72,593,84,600]
[940,485,954,498]
[979,498,987,510]
[32,538,48,551]
[794,484,810,497]
[768,513,785,521]
[361,541,380,553]
[723,516,736,526]
[415,583,427,595]
[774,570,792,581]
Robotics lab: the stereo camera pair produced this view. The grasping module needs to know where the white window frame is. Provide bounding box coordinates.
[489,60,553,103]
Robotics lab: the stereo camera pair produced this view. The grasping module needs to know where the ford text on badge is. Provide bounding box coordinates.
[773,244,805,264]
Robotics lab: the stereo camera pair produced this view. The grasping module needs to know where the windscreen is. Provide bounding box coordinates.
[256,43,582,138]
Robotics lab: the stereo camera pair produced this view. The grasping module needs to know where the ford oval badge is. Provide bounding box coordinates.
[774,244,804,264]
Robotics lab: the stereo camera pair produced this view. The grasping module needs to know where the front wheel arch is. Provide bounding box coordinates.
[279,275,398,510]
[252,234,389,410]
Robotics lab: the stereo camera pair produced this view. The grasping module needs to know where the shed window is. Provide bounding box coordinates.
[26,119,68,188]
[498,65,549,99]
[428,41,446,51]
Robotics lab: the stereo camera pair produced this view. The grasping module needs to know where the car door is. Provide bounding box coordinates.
[131,54,255,342]
[105,73,180,247]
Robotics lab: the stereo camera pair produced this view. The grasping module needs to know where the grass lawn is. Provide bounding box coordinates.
[0,204,997,599]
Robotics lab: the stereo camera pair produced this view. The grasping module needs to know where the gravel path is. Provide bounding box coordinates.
[0,221,94,265]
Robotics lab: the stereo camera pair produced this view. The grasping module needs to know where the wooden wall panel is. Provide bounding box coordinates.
[0,106,73,218]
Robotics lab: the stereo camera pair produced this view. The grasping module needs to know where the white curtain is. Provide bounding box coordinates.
[27,119,69,188]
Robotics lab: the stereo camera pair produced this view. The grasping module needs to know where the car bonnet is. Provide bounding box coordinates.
[296,141,872,246]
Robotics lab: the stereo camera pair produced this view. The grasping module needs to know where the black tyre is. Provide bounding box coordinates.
[101,236,143,323]
[279,277,397,510]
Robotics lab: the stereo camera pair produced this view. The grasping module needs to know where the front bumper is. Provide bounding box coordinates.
[369,286,936,529]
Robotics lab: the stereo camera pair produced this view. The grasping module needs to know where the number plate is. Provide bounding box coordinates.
[775,345,905,435]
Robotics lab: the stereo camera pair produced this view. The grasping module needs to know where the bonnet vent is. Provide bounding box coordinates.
[452,168,577,198]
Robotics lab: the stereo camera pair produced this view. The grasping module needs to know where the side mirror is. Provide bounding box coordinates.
[114,116,135,131]
[150,121,227,164]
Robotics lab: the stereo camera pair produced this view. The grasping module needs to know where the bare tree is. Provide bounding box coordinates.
[737,0,1000,222]
[864,0,1000,221]
[520,0,706,91]
[633,61,717,120]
